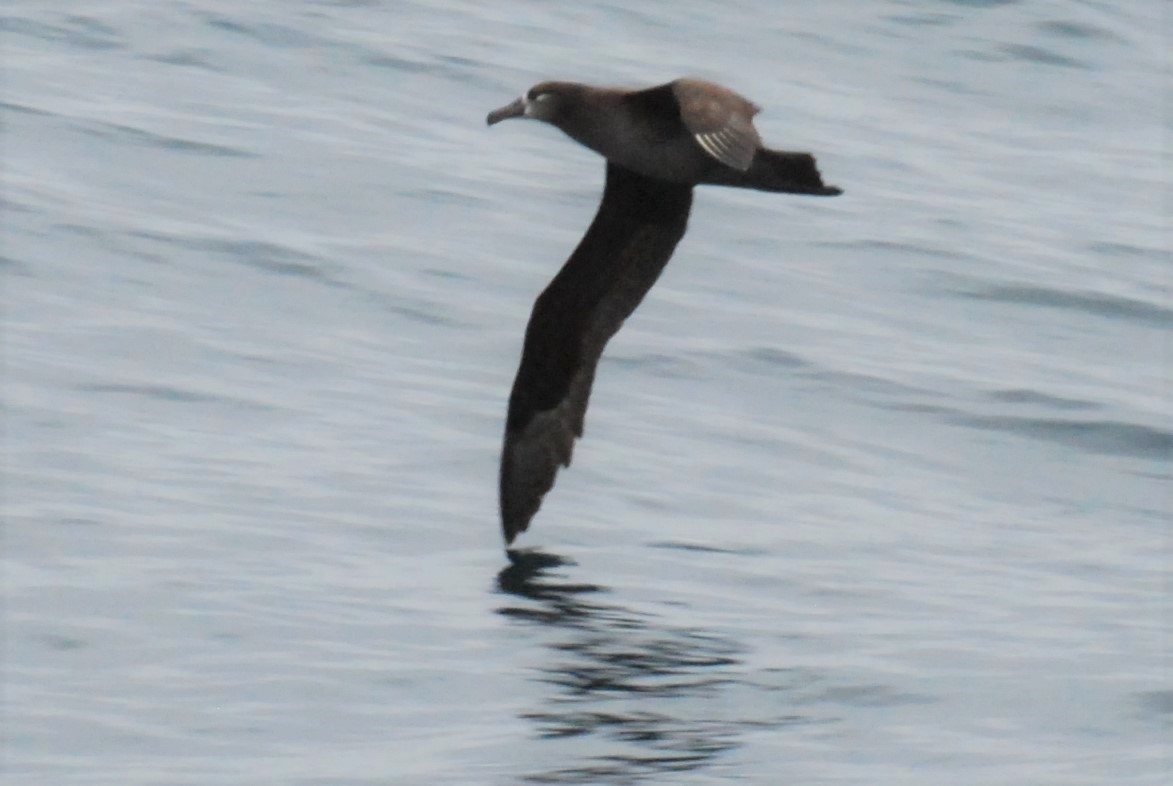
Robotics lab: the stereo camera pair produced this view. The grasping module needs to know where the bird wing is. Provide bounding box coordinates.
[671,79,762,172]
[500,163,693,543]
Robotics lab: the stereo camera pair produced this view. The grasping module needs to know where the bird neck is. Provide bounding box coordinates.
[552,89,630,163]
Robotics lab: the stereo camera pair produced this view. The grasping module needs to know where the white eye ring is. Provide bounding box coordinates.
[533,93,553,102]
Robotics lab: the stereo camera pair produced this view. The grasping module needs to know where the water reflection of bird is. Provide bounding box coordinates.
[496,548,742,781]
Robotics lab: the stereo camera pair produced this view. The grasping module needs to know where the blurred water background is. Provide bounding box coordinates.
[4,1,1169,784]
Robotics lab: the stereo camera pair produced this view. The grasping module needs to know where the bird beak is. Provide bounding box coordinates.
[486,96,526,126]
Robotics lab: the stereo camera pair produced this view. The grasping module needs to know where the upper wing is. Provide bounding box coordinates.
[500,163,694,544]
[671,79,762,172]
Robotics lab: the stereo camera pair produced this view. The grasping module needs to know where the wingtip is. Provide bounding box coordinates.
[500,489,530,545]
[501,504,532,546]
[501,516,519,546]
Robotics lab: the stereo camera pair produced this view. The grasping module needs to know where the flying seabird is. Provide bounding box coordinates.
[487,78,842,545]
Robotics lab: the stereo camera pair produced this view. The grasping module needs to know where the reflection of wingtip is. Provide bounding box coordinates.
[506,547,573,570]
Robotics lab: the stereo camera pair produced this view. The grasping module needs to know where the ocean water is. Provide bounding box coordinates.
[3,1,1169,784]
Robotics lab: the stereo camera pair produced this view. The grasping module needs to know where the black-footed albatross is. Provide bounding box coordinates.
[488,77,842,545]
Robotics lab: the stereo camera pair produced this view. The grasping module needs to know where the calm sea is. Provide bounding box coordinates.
[4,1,1169,784]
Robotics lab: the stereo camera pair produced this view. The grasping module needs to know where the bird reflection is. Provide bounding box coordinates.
[496,549,742,783]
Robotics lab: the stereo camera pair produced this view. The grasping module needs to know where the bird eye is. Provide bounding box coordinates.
[532,92,552,102]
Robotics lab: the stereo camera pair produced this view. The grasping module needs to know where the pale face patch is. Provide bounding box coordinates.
[524,92,558,122]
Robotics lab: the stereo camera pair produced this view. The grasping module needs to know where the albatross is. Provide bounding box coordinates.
[487,77,842,545]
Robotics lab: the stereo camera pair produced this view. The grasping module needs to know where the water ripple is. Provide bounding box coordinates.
[75,382,276,412]
[997,43,1087,69]
[0,99,55,118]
[142,48,225,72]
[197,13,324,49]
[1,15,124,50]
[1036,20,1124,43]
[77,120,257,159]
[943,0,1019,7]
[1136,690,1173,723]
[646,541,766,556]
[200,239,344,284]
[952,414,1173,461]
[958,284,1173,328]
[985,388,1101,411]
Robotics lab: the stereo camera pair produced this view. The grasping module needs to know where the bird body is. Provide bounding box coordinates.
[488,78,841,544]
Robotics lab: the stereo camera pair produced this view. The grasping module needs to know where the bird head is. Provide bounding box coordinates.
[486,82,583,127]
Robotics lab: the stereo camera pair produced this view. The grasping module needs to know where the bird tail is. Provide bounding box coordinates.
[704,148,842,196]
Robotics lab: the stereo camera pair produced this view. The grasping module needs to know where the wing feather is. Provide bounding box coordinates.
[671,79,762,171]
[499,163,693,543]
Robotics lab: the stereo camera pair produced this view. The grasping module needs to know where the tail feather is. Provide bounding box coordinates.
[704,148,842,196]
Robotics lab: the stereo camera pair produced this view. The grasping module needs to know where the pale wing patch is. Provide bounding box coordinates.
[669,79,763,172]
[694,128,756,171]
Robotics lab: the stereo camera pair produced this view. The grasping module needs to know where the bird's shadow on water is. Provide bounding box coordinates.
[495,548,745,784]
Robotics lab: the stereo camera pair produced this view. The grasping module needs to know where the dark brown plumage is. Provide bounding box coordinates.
[489,78,841,545]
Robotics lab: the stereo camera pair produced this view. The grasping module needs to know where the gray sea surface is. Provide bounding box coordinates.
[4,1,1170,784]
